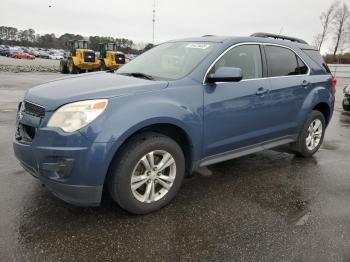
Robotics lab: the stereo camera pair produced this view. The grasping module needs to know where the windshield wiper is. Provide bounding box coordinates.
[120,72,154,80]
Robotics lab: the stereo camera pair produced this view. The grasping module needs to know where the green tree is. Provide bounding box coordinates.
[143,43,154,52]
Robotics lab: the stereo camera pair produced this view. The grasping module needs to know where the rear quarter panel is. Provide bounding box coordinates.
[297,74,334,129]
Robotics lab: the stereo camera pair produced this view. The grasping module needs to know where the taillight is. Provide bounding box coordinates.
[331,76,337,93]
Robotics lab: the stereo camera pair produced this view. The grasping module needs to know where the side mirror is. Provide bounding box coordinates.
[207,67,243,83]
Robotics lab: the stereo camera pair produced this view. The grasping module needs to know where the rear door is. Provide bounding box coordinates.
[263,44,310,139]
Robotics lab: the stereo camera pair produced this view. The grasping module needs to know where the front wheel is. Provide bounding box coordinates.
[107,132,185,214]
[291,110,326,157]
[59,59,68,74]
[67,58,78,74]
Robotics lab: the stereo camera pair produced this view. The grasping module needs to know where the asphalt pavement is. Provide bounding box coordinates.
[0,72,350,261]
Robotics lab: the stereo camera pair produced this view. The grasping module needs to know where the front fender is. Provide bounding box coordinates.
[80,86,204,162]
[72,56,79,65]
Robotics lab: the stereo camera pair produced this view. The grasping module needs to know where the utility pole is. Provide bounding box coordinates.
[152,0,156,44]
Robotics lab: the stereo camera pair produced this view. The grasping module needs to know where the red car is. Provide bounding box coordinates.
[11,52,35,59]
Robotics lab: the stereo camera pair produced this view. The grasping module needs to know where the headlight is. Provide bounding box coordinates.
[47,99,108,132]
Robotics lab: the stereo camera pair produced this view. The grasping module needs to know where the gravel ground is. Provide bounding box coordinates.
[0,56,60,73]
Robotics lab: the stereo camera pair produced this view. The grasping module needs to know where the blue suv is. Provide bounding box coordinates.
[13,33,336,214]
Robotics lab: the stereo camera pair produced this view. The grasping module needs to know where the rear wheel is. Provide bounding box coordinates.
[291,110,326,157]
[107,132,185,214]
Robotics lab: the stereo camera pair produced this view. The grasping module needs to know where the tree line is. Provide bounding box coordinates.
[314,1,350,63]
[1,3,349,62]
[0,26,154,54]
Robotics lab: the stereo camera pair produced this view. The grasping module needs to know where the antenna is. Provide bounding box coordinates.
[152,0,156,44]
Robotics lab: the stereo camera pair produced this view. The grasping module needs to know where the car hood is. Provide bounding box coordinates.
[25,72,169,111]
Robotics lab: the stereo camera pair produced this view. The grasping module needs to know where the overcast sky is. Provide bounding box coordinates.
[0,0,338,52]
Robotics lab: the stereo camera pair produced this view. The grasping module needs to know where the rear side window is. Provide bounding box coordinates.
[302,49,331,73]
[297,57,308,74]
[213,45,263,79]
[265,46,308,77]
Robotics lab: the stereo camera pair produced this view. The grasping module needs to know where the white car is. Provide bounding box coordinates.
[49,54,64,60]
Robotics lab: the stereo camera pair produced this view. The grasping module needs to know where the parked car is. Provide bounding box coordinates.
[33,50,40,57]
[13,33,336,214]
[343,84,350,111]
[11,52,35,59]
[26,48,37,57]
[7,47,22,57]
[126,54,137,61]
[0,47,8,56]
[38,51,50,59]
[49,53,64,60]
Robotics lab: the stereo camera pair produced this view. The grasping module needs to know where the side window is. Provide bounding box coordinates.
[296,57,308,75]
[213,45,262,80]
[303,49,330,73]
[265,46,306,77]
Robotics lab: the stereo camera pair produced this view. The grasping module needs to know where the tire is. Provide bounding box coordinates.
[59,59,68,74]
[291,110,326,157]
[100,60,107,71]
[343,99,350,111]
[107,132,185,214]
[67,58,78,74]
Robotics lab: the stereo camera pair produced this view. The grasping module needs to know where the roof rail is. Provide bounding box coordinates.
[202,35,216,37]
[251,32,308,45]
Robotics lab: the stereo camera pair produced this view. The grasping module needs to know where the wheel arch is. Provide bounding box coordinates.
[313,102,331,125]
[105,121,195,184]
[298,86,334,128]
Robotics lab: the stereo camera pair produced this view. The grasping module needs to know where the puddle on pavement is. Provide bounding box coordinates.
[321,141,339,150]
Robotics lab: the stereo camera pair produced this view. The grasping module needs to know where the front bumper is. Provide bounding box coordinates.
[77,61,100,70]
[12,107,118,206]
[20,161,102,206]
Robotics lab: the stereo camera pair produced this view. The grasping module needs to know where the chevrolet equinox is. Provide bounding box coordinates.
[13,33,336,214]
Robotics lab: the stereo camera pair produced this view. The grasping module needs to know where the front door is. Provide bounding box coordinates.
[203,44,272,157]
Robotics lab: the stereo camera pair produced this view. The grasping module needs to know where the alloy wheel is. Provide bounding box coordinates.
[130,150,176,203]
[306,119,323,151]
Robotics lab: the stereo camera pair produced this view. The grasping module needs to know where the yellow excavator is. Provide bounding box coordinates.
[60,40,100,74]
[98,43,126,71]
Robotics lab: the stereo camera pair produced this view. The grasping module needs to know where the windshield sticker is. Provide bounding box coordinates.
[185,43,211,49]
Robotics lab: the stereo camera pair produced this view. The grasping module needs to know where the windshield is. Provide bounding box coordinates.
[107,43,115,51]
[117,42,217,80]
[74,41,87,49]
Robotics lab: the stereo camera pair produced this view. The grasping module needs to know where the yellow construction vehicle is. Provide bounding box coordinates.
[98,43,126,71]
[60,40,100,74]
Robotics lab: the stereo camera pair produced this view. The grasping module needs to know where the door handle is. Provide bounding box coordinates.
[256,87,269,96]
[301,80,310,87]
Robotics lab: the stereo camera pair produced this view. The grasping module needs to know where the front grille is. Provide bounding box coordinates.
[15,123,36,144]
[115,54,125,64]
[23,101,45,117]
[84,51,95,62]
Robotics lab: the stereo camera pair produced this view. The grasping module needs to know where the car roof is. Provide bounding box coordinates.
[168,36,231,43]
[167,35,316,50]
